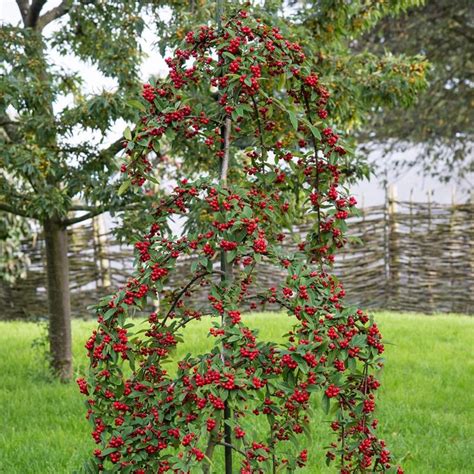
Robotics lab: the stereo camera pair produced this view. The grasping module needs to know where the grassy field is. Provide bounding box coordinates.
[0,312,473,473]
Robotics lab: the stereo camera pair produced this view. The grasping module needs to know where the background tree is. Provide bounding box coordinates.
[357,0,473,181]
[0,0,163,381]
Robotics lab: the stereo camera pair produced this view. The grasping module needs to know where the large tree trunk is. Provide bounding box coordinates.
[43,219,72,382]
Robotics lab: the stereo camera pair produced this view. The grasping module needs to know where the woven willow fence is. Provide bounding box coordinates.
[1,199,473,320]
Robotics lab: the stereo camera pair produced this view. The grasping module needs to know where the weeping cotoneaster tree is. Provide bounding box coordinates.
[80,10,401,474]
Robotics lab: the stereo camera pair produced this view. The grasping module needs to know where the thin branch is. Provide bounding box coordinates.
[0,119,19,127]
[215,441,247,458]
[70,204,101,212]
[251,95,266,161]
[100,138,125,159]
[74,137,125,174]
[203,413,224,474]
[203,435,217,474]
[0,113,21,143]
[69,203,143,213]
[160,271,209,327]
[218,111,233,474]
[61,208,105,227]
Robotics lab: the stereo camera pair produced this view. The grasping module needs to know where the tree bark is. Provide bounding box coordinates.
[43,219,72,382]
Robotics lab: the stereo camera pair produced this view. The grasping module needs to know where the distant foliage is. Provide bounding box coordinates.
[358,0,473,179]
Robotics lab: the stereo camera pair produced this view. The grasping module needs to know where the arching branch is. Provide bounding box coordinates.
[61,208,106,227]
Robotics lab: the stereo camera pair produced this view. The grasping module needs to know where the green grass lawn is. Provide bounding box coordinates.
[0,312,473,473]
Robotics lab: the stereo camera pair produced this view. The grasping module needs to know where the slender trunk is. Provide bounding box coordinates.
[43,219,72,382]
[220,116,233,474]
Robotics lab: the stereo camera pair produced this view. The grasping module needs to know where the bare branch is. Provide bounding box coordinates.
[99,138,125,159]
[0,113,21,143]
[70,204,102,212]
[26,0,48,28]
[0,119,19,127]
[37,0,72,31]
[15,0,29,24]
[251,95,266,161]
[61,208,105,227]
[219,116,232,184]
[160,271,209,327]
[0,202,36,219]
[302,87,322,246]
[215,441,247,458]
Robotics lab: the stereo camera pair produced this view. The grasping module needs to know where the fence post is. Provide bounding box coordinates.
[449,188,457,312]
[93,214,111,288]
[387,185,399,309]
[470,190,474,314]
[407,189,414,302]
[426,189,435,312]
[383,187,389,308]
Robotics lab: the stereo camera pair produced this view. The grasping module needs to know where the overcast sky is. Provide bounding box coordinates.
[1,0,471,205]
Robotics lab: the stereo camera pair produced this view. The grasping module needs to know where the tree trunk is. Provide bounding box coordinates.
[43,219,72,382]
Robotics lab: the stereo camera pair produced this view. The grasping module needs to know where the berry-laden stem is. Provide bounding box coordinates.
[302,89,322,247]
[204,115,233,473]
[203,420,220,474]
[220,115,233,474]
[220,116,232,184]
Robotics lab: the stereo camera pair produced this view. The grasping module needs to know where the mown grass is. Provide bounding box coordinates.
[0,312,473,473]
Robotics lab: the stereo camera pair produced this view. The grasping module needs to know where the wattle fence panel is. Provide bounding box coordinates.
[1,199,472,320]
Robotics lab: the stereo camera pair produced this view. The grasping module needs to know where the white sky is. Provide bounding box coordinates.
[1,0,472,205]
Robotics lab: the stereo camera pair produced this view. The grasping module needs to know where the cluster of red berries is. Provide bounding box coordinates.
[325,384,340,398]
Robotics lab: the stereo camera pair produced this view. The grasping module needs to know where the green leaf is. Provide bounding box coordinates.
[288,110,298,131]
[127,99,146,112]
[100,448,117,457]
[278,72,286,91]
[231,109,240,121]
[128,351,135,371]
[321,393,330,414]
[222,51,236,60]
[241,206,252,218]
[123,126,132,140]
[308,123,322,140]
[103,308,116,320]
[118,180,131,196]
[146,174,160,185]
[227,250,236,263]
